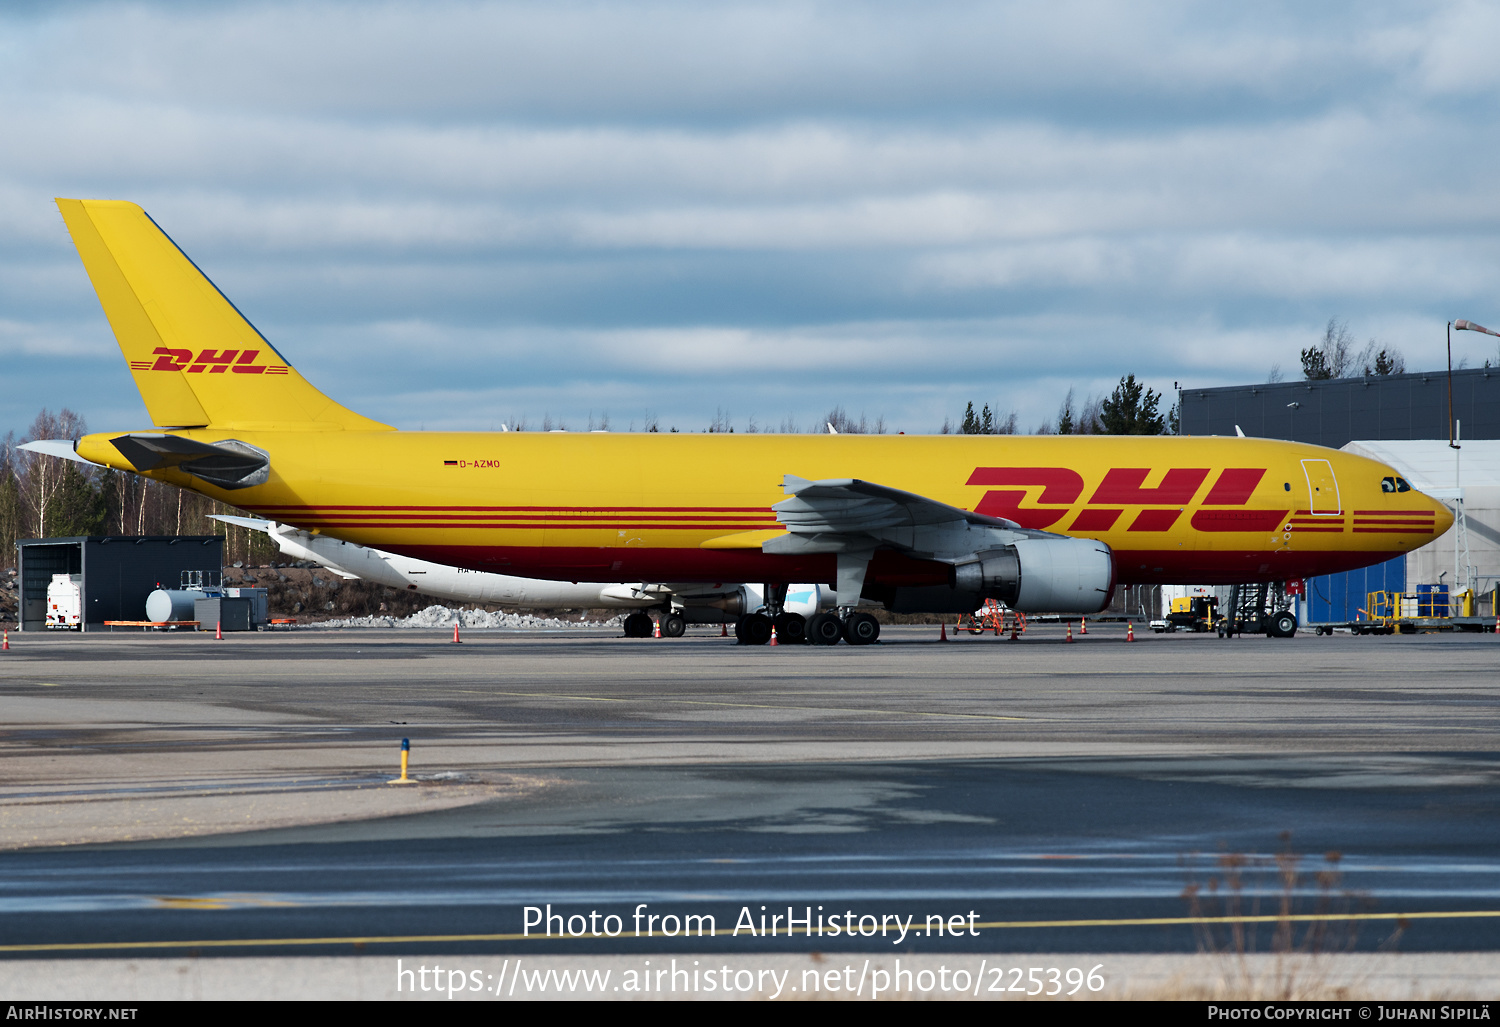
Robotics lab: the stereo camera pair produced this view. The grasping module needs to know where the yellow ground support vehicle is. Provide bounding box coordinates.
[1163,595,1217,633]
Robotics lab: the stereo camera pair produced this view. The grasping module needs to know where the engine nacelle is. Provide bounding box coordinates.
[684,583,829,619]
[953,537,1114,614]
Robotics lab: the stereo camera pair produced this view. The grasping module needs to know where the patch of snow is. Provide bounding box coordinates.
[314,604,622,631]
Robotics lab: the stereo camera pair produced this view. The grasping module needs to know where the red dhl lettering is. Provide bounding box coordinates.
[143,347,283,375]
[1090,467,1207,505]
[969,466,1275,532]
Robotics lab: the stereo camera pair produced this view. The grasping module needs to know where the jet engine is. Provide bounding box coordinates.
[690,583,828,619]
[957,537,1114,613]
[888,536,1114,614]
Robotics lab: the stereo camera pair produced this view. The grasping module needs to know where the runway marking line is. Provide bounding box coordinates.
[479,690,1030,722]
[3,910,1496,953]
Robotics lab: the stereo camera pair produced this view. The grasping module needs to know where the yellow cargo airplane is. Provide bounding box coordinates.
[39,199,1452,645]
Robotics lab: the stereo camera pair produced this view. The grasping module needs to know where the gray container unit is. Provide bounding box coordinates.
[222,587,269,627]
[16,536,224,632]
[195,596,253,632]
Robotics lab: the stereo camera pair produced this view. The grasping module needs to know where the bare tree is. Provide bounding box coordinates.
[1302,318,1356,379]
[1076,393,1104,434]
[825,406,889,434]
[1355,339,1405,376]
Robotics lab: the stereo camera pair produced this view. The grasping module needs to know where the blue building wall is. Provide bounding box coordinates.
[1298,556,1406,625]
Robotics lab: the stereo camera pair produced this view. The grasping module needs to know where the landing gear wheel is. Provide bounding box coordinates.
[807,612,844,646]
[843,612,881,646]
[661,613,686,638]
[623,612,653,638]
[738,612,773,646]
[1268,611,1297,638]
[772,612,806,645]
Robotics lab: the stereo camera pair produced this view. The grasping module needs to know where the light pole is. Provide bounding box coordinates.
[1452,319,1500,449]
[1446,320,1495,602]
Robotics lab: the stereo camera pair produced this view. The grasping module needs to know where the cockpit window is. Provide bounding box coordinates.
[1396,477,1411,492]
[1381,476,1412,493]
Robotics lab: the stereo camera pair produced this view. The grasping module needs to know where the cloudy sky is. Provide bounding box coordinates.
[4,1,1500,437]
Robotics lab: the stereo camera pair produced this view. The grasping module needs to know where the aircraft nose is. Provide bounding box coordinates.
[1427,492,1455,538]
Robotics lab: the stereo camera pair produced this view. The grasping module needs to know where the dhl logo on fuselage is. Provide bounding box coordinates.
[127,347,289,375]
[968,466,1360,534]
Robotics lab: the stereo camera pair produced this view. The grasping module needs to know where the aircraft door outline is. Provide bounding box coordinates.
[1300,459,1341,515]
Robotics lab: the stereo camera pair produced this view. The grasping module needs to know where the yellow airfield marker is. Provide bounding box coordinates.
[388,737,414,785]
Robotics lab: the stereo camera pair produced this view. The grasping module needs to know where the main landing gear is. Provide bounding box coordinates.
[733,610,817,644]
[740,609,879,646]
[737,564,883,646]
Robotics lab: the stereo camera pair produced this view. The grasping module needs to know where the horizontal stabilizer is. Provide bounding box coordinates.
[17,440,102,467]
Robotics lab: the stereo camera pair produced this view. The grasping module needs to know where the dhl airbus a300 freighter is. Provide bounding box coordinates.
[41,199,1452,645]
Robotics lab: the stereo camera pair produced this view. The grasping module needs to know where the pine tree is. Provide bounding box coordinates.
[1099,375,1166,435]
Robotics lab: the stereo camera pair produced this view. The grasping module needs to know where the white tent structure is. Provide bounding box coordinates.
[1343,440,1500,603]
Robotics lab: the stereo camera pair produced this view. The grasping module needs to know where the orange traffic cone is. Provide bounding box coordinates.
[721,622,728,637]
[2,630,8,651]
[1010,622,1019,641]
[940,622,948,641]
[769,626,778,646]
[653,619,661,638]
[452,620,462,643]
[1080,617,1088,635]
[216,620,223,640]
[1065,622,1073,643]
[1126,622,1135,642]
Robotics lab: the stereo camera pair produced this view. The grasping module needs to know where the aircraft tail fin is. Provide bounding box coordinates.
[56,199,391,432]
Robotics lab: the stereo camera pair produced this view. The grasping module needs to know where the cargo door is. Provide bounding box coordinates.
[1301,459,1341,515]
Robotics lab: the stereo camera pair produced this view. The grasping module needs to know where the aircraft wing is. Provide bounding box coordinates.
[768,475,1026,558]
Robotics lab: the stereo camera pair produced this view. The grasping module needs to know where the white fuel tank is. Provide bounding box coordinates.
[145,589,202,623]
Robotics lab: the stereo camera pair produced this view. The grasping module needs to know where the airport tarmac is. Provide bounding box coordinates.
[1,625,1498,986]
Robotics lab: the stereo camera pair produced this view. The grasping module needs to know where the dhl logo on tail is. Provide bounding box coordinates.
[127,347,290,375]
